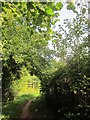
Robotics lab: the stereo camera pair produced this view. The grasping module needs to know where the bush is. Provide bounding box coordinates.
[41,54,90,119]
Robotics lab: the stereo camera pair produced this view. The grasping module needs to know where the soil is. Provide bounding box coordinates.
[20,100,32,119]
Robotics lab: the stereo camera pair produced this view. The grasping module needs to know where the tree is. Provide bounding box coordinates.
[40,2,90,119]
[1,2,63,102]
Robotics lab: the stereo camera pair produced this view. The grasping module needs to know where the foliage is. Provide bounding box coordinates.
[67,2,76,13]
[39,2,90,119]
[11,75,40,97]
[1,1,90,119]
[2,94,35,119]
[41,54,90,119]
[1,2,62,102]
[29,95,57,119]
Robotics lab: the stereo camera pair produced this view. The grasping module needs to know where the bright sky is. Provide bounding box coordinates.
[49,1,88,49]
[55,0,88,29]
[60,5,76,21]
[56,2,76,29]
[49,2,76,49]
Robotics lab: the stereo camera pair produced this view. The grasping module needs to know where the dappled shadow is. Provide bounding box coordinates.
[28,94,90,120]
[28,95,58,120]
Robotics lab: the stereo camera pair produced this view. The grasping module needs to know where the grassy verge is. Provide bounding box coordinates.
[2,75,40,119]
[2,94,35,119]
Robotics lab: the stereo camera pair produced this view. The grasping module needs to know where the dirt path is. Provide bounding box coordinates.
[20,100,32,119]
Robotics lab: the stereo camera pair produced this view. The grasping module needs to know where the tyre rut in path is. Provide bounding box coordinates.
[20,100,32,119]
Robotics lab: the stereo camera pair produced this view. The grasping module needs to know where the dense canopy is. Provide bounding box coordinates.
[1,1,90,119]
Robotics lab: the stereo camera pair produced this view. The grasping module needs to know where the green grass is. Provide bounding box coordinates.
[11,75,40,97]
[2,75,41,119]
[2,94,35,119]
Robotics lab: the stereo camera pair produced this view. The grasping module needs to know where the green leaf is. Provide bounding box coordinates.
[52,40,57,43]
[55,2,63,10]
[49,29,53,34]
[46,7,54,16]
[67,2,76,12]
[82,8,86,14]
